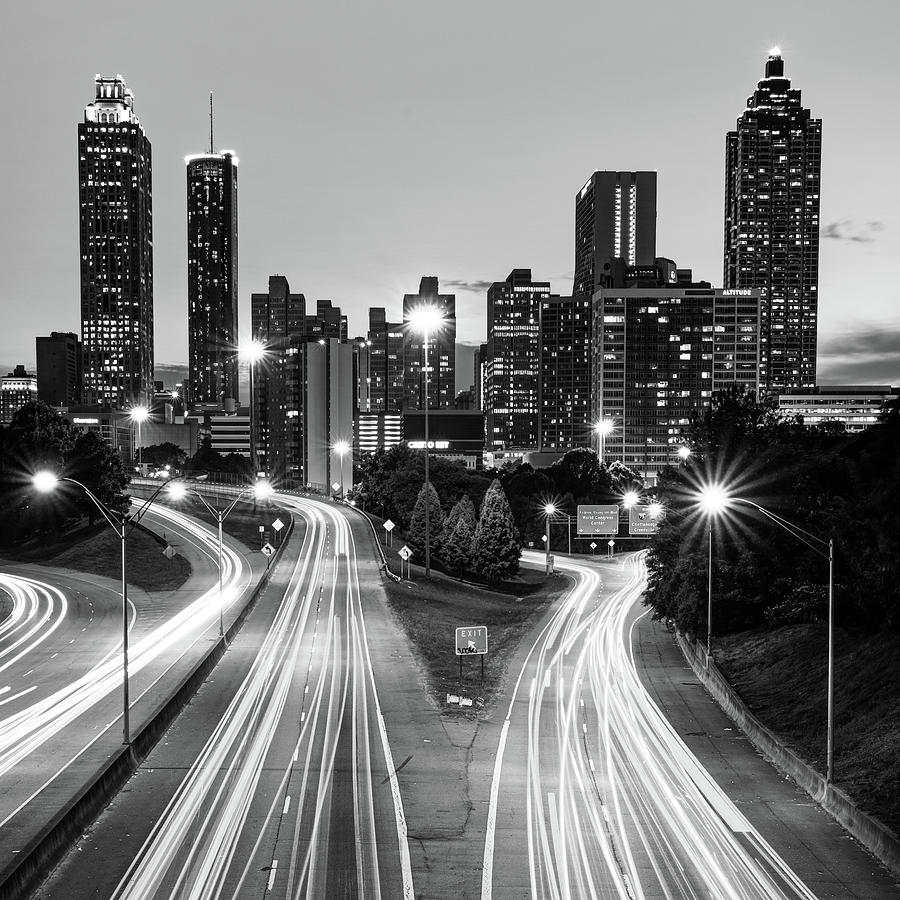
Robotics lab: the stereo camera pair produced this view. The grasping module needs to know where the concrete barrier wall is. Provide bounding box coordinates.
[677,632,900,879]
[0,516,295,900]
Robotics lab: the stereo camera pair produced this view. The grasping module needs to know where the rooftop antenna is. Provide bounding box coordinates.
[209,92,214,154]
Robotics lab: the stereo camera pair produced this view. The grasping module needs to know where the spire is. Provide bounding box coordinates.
[765,47,784,78]
[209,91,214,154]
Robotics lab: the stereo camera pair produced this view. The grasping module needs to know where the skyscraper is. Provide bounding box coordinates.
[186,100,238,408]
[724,48,821,395]
[574,171,657,298]
[36,332,82,406]
[365,308,405,412]
[78,75,153,408]
[402,277,456,410]
[485,269,549,453]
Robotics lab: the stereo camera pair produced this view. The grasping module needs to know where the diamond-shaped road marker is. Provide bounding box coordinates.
[272,518,284,532]
[398,545,412,561]
[383,519,395,532]
[261,543,275,558]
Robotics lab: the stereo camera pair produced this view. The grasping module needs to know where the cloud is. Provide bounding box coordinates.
[821,220,885,243]
[442,279,493,293]
[817,324,900,385]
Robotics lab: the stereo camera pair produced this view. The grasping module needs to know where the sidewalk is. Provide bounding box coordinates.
[631,607,900,899]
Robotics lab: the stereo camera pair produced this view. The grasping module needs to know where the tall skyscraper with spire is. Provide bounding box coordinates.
[186,95,239,408]
[78,74,153,407]
[724,48,821,394]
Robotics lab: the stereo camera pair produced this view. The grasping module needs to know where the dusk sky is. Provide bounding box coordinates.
[1,0,897,387]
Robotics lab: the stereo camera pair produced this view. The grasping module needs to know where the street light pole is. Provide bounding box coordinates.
[423,327,431,578]
[706,518,713,667]
[827,537,834,785]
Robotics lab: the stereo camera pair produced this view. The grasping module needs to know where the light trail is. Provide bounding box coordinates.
[0,574,68,674]
[107,494,413,899]
[484,550,818,900]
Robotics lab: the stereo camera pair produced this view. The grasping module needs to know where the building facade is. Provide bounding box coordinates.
[1,366,38,424]
[574,171,657,299]
[365,308,405,412]
[593,266,760,480]
[485,269,548,453]
[778,386,899,433]
[724,48,821,395]
[78,75,153,408]
[186,148,238,407]
[402,277,456,410]
[36,332,82,407]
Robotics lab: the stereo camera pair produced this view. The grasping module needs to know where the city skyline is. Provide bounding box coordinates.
[0,2,897,386]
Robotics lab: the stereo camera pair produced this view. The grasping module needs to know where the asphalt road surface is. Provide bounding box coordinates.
[35,494,413,900]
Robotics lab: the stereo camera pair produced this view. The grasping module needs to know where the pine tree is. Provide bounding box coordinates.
[408,482,445,564]
[470,480,521,581]
[442,516,473,573]
[440,493,478,547]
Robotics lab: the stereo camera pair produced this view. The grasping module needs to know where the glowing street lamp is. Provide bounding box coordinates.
[168,480,274,637]
[32,469,185,745]
[543,502,557,575]
[129,405,150,473]
[677,446,693,461]
[407,303,447,578]
[697,482,836,783]
[333,440,350,500]
[593,418,614,462]
[622,490,640,509]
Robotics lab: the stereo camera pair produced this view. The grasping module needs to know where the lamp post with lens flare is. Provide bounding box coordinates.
[129,405,150,474]
[696,483,836,783]
[168,480,274,638]
[677,446,692,462]
[333,440,350,500]
[407,304,446,578]
[241,340,266,477]
[31,470,187,745]
[696,483,729,667]
[594,418,614,463]
[543,502,557,575]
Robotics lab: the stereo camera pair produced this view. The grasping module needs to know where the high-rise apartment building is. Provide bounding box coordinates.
[36,332,82,407]
[1,366,38,425]
[485,269,549,452]
[78,75,153,407]
[365,308,405,413]
[402,277,456,410]
[574,171,657,298]
[724,49,821,394]
[538,294,593,451]
[593,260,760,480]
[186,125,238,407]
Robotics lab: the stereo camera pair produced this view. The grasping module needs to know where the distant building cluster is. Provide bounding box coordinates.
[5,53,891,484]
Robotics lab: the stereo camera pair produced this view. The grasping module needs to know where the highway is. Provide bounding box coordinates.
[36,494,413,900]
[482,550,819,900]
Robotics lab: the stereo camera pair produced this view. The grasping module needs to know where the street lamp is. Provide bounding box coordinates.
[622,489,640,509]
[697,483,837,783]
[168,480,274,637]
[333,440,350,500]
[407,303,447,578]
[32,470,186,745]
[241,340,266,477]
[543,502,557,575]
[677,446,693,461]
[129,405,150,474]
[594,418,614,463]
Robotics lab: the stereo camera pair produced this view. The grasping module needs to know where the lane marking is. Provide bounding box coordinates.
[282,795,291,816]
[267,859,278,891]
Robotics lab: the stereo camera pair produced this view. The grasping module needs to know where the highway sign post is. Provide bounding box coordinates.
[398,544,412,579]
[629,505,662,536]
[272,517,284,545]
[382,518,395,547]
[456,625,488,685]
[607,538,615,558]
[577,504,619,535]
[589,541,597,556]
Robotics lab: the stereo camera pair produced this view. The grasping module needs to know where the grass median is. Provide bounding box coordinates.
[382,564,570,712]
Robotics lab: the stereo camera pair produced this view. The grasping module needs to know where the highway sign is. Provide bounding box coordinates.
[577,504,619,535]
[398,545,412,561]
[589,542,597,550]
[629,506,662,536]
[608,539,615,548]
[261,543,275,558]
[383,519,395,532]
[455,625,488,656]
[271,518,284,532]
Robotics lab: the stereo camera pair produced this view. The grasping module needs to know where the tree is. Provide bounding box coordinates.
[470,479,521,581]
[408,482,445,564]
[140,442,187,470]
[67,429,130,524]
[440,494,477,547]
[442,516,473,573]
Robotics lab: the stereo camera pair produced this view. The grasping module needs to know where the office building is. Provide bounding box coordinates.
[593,260,760,480]
[355,412,403,454]
[485,269,548,453]
[186,120,238,407]
[36,332,82,407]
[402,409,485,470]
[724,48,821,394]
[365,308,405,412]
[402,277,456,410]
[538,294,593,451]
[574,171,657,298]
[1,366,38,424]
[78,75,153,407]
[778,386,899,434]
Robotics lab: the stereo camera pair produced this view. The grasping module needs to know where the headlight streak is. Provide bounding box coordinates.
[484,550,817,900]
[0,503,249,828]
[105,495,414,900]
[0,574,68,674]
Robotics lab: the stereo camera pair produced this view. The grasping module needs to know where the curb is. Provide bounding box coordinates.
[675,631,900,880]
[0,516,295,900]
